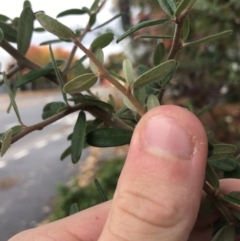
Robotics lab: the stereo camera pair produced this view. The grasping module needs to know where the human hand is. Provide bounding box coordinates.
[9,105,240,241]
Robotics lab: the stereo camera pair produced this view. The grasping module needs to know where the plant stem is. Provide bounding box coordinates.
[11,103,133,144]
[71,37,146,116]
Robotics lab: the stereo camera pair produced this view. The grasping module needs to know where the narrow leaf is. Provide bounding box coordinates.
[94,179,108,202]
[0,129,12,157]
[71,111,86,164]
[60,146,71,161]
[137,65,150,76]
[160,62,178,88]
[174,0,197,17]
[117,18,170,43]
[90,32,114,50]
[33,27,45,32]
[69,203,80,215]
[147,95,160,110]
[0,21,17,42]
[40,39,71,46]
[153,42,165,66]
[90,48,104,74]
[209,143,237,160]
[134,87,146,106]
[86,128,133,147]
[157,0,176,16]
[134,60,176,88]
[23,0,31,8]
[92,13,124,31]
[57,9,88,18]
[3,73,22,123]
[185,30,232,47]
[112,106,129,120]
[123,59,134,85]
[11,125,23,137]
[224,162,240,179]
[223,192,240,207]
[49,45,68,105]
[63,73,98,94]
[89,13,96,27]
[205,163,219,189]
[123,96,137,112]
[0,28,3,43]
[134,35,172,40]
[17,7,34,54]
[211,225,235,241]
[45,59,65,69]
[0,14,11,22]
[16,68,54,88]
[182,16,190,40]
[42,102,66,120]
[68,97,113,111]
[36,12,74,40]
[208,158,237,172]
[90,0,100,11]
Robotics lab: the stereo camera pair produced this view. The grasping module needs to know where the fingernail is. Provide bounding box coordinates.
[142,115,194,160]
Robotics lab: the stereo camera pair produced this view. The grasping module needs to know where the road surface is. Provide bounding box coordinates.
[0,91,88,241]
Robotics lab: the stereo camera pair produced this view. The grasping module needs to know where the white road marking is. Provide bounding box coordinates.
[0,161,6,169]
[12,150,29,160]
[34,140,48,149]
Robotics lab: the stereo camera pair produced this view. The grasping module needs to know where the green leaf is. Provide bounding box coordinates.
[147,95,160,110]
[205,163,219,189]
[17,7,34,54]
[36,12,74,40]
[90,0,100,11]
[3,73,22,124]
[71,111,86,164]
[86,128,133,147]
[199,195,216,217]
[134,60,176,88]
[123,96,137,112]
[69,203,80,215]
[33,27,45,32]
[63,73,98,94]
[182,16,190,40]
[117,18,170,43]
[208,158,237,172]
[134,87,146,106]
[223,192,240,207]
[60,146,71,161]
[123,59,134,85]
[16,68,54,88]
[39,39,71,46]
[94,178,108,202]
[112,106,129,120]
[0,28,3,43]
[42,102,66,120]
[185,30,232,47]
[44,59,65,69]
[0,14,11,22]
[90,32,114,50]
[23,0,31,8]
[92,13,124,31]
[211,225,235,241]
[57,9,88,18]
[209,144,237,160]
[11,125,23,137]
[224,162,240,179]
[137,65,150,76]
[231,210,240,221]
[67,55,87,74]
[174,0,197,17]
[0,21,17,42]
[49,45,68,105]
[89,13,97,27]
[68,97,113,111]
[160,62,178,88]
[134,35,172,40]
[157,0,176,16]
[0,129,12,157]
[153,42,165,66]
[90,48,104,74]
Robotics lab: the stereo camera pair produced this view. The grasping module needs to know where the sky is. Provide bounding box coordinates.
[0,0,124,70]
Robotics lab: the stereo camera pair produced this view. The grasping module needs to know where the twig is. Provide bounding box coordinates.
[71,37,146,116]
[11,103,133,144]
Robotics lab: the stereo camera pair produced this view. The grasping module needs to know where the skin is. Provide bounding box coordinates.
[10,105,240,241]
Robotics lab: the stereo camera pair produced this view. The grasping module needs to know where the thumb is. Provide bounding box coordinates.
[99,105,208,241]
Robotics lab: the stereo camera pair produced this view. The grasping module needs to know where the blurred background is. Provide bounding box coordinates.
[0,0,240,240]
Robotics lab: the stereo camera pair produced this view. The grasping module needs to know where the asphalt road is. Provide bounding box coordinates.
[0,91,88,241]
